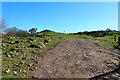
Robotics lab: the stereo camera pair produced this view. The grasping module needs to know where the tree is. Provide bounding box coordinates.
[16,30,30,37]
[106,28,111,31]
[29,28,37,33]
[5,27,18,37]
[0,18,7,34]
[5,27,30,37]
[0,18,7,29]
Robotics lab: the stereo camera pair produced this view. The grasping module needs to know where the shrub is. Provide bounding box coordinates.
[16,30,30,37]
[9,47,16,51]
[29,42,39,48]
[5,27,30,37]
[5,28,17,37]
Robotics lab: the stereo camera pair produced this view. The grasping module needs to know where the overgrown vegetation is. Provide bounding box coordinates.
[4,27,30,37]
[2,35,63,78]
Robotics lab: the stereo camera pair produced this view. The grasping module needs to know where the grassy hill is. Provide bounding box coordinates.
[2,34,63,78]
[36,30,120,42]
[36,30,120,48]
[1,30,120,78]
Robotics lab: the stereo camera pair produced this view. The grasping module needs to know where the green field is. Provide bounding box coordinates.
[36,31,120,42]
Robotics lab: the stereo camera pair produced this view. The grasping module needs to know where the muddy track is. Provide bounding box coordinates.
[26,38,119,78]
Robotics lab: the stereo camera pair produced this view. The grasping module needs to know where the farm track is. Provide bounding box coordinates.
[27,38,120,78]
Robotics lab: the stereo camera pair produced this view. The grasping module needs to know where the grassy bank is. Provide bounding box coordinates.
[37,31,120,42]
[2,36,63,78]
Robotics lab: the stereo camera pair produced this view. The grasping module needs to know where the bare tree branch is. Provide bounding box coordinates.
[0,18,8,34]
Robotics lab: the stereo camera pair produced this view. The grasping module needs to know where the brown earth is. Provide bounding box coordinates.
[26,38,119,78]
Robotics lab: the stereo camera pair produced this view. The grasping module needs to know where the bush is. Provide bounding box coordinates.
[29,42,39,48]
[9,47,16,51]
[6,28,17,37]
[5,27,30,37]
[16,30,30,37]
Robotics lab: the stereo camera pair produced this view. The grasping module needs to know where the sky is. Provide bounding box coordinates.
[1,0,119,2]
[2,2,118,33]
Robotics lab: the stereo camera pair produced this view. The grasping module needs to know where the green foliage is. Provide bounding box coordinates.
[6,28,17,37]
[36,31,95,39]
[9,47,16,51]
[117,46,120,49]
[16,30,30,37]
[5,27,30,37]
[29,42,39,48]
[2,38,9,43]
[95,35,115,42]
[2,36,62,78]
[29,28,37,33]
[79,34,95,39]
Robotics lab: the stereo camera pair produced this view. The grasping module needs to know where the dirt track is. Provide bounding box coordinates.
[27,38,119,78]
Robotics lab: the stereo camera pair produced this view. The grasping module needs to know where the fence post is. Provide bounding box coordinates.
[118,37,120,46]
[114,35,117,42]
